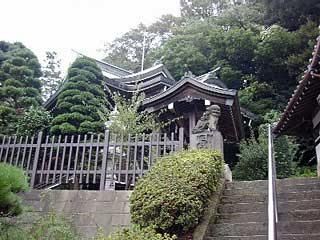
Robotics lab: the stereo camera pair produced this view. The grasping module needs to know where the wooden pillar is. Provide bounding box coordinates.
[188,111,196,139]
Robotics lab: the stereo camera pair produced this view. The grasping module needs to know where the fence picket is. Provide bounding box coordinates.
[86,135,94,184]
[100,130,110,190]
[4,136,11,163]
[132,134,138,186]
[79,134,87,184]
[30,131,43,188]
[125,134,131,187]
[46,136,55,184]
[0,136,6,160]
[72,135,81,184]
[140,133,145,176]
[59,135,68,183]
[93,134,100,184]
[52,135,61,182]
[148,133,152,169]
[40,135,49,183]
[66,135,74,182]
[26,136,35,175]
[9,136,17,165]
[15,136,23,166]
[21,136,28,169]
[0,129,183,190]
[118,134,124,183]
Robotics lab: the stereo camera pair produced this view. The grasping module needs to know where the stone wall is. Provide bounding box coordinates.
[22,190,132,239]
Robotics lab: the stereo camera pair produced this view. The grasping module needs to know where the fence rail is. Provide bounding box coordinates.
[0,128,184,190]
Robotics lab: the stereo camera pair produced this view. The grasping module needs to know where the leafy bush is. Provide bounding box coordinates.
[292,166,317,178]
[130,149,223,235]
[95,226,176,240]
[233,125,297,180]
[0,163,29,216]
[16,106,52,136]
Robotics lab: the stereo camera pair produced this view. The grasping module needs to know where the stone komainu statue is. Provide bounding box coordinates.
[192,105,221,134]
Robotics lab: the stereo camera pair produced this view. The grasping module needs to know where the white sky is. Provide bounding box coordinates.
[0,0,180,73]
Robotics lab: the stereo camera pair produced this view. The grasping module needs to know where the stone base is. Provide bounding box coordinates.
[190,130,223,157]
[224,164,232,182]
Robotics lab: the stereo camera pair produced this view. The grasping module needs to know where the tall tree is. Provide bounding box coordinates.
[180,0,229,18]
[50,57,109,135]
[41,51,63,101]
[257,0,320,31]
[0,41,42,135]
[102,16,185,72]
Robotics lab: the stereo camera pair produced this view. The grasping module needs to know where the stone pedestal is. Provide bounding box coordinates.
[190,130,224,158]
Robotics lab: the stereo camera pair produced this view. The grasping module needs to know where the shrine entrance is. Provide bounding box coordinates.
[142,76,244,147]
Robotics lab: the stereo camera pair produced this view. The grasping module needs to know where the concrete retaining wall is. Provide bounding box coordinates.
[22,190,132,239]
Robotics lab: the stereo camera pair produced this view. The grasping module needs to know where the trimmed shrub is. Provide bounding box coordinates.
[50,57,108,135]
[96,226,176,240]
[0,163,29,216]
[130,149,223,235]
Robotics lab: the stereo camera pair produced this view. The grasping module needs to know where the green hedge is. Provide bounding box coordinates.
[130,149,223,235]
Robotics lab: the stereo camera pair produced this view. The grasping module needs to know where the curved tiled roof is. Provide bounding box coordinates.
[274,33,320,136]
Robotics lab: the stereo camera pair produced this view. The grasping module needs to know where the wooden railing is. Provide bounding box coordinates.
[0,128,184,190]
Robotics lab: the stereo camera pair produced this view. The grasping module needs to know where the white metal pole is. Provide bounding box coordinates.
[268,124,277,240]
[141,32,146,72]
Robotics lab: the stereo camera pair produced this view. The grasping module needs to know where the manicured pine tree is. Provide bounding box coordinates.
[0,41,42,135]
[50,57,109,135]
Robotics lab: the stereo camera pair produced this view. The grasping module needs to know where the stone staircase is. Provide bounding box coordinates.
[205,177,320,240]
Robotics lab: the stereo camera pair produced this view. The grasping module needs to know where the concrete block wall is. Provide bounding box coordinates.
[22,190,133,239]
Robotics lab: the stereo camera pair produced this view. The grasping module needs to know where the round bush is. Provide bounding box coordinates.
[130,149,223,234]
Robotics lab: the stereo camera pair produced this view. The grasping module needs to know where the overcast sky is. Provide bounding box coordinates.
[1,0,180,73]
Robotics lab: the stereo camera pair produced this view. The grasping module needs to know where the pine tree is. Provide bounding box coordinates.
[50,57,109,135]
[0,41,42,135]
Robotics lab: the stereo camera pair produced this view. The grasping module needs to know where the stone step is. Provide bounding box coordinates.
[205,235,267,240]
[227,178,320,189]
[209,220,320,237]
[223,182,320,196]
[218,199,320,214]
[205,234,320,240]
[221,190,320,204]
[217,212,267,224]
[217,209,320,224]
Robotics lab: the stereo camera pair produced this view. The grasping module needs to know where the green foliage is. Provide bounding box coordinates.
[106,90,160,135]
[95,226,176,240]
[50,57,108,135]
[0,41,42,135]
[239,82,276,117]
[102,16,185,72]
[41,51,63,101]
[130,149,223,234]
[29,212,79,240]
[180,0,228,18]
[0,163,29,217]
[233,125,297,181]
[0,212,79,240]
[291,166,317,178]
[16,106,52,136]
